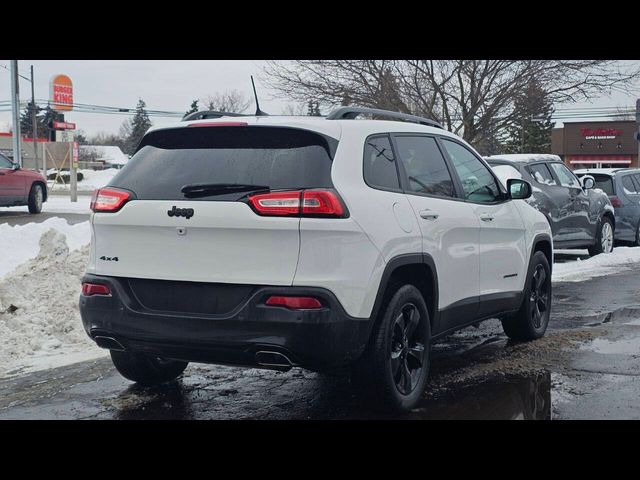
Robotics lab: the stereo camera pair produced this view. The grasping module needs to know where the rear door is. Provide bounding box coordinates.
[392,134,481,330]
[548,162,591,242]
[439,138,527,318]
[90,125,337,286]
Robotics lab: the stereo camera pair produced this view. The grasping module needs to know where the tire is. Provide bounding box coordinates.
[351,284,431,412]
[588,216,614,256]
[634,221,640,247]
[27,183,43,214]
[501,251,552,342]
[110,350,188,386]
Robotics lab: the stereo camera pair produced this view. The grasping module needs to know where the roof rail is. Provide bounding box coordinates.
[326,107,443,129]
[182,110,249,121]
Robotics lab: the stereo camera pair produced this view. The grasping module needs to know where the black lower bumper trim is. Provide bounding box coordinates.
[80,274,372,372]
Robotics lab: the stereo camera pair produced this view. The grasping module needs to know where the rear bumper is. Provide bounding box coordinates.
[79,274,372,371]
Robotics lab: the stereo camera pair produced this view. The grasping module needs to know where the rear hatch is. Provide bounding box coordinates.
[89,124,339,287]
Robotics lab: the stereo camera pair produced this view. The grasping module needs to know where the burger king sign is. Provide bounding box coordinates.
[50,74,73,111]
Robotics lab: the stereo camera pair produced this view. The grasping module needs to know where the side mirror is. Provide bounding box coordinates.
[581,175,595,190]
[507,178,532,200]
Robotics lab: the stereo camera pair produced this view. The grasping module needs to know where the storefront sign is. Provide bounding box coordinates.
[581,128,623,140]
[49,74,74,111]
[53,121,76,130]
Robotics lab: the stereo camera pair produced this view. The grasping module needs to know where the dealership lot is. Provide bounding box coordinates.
[1,255,639,419]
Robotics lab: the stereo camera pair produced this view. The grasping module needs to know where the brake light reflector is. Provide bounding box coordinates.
[82,283,111,296]
[302,190,345,216]
[90,188,130,212]
[610,196,623,207]
[265,296,323,310]
[247,191,302,216]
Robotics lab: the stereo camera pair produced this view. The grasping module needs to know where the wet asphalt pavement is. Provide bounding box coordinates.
[2,257,640,419]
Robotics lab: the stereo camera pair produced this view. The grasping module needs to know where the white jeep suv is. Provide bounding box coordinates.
[80,107,553,411]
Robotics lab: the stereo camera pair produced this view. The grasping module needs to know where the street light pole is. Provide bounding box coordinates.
[10,60,22,167]
[30,65,39,171]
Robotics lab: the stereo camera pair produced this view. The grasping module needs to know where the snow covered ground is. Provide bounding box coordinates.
[553,247,640,282]
[48,168,118,192]
[0,224,104,378]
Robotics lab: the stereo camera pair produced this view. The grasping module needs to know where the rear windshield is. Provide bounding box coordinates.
[589,174,615,195]
[108,126,338,201]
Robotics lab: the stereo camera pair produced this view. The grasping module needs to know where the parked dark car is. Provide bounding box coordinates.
[0,152,47,214]
[574,168,640,246]
[485,154,615,256]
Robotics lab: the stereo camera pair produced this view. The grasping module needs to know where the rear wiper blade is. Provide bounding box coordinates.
[181,183,270,198]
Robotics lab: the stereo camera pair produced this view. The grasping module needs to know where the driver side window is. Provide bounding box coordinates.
[440,139,501,203]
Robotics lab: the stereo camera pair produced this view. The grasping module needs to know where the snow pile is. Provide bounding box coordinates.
[0,229,104,377]
[553,246,640,283]
[49,168,119,192]
[0,217,90,278]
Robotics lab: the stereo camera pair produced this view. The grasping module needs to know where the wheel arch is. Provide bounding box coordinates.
[30,180,47,202]
[532,233,553,273]
[369,253,439,332]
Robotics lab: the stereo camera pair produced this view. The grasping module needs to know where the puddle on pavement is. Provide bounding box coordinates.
[408,371,552,420]
[580,306,640,327]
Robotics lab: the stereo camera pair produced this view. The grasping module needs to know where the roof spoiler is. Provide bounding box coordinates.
[326,107,443,129]
[182,110,250,121]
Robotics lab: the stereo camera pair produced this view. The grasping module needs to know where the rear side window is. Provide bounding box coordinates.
[363,135,400,191]
[621,175,638,194]
[590,174,615,195]
[108,126,337,201]
[528,164,557,186]
[394,136,454,197]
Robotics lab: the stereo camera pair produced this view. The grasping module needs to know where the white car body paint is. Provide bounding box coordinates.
[88,115,552,319]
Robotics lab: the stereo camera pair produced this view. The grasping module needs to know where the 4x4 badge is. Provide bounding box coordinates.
[167,206,194,219]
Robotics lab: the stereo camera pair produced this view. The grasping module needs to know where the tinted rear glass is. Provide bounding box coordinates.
[590,174,615,195]
[108,126,338,201]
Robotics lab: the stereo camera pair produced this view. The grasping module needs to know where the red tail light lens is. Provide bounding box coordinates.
[302,190,345,217]
[610,196,623,207]
[247,190,346,218]
[265,296,323,310]
[82,283,111,296]
[90,188,130,213]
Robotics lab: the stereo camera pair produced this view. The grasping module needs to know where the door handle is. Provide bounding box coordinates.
[419,210,439,220]
[479,213,494,222]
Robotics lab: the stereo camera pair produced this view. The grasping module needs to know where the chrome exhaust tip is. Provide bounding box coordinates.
[93,335,126,351]
[254,350,294,371]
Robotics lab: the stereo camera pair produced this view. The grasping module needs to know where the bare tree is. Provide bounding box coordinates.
[281,102,307,115]
[201,90,252,113]
[262,60,640,148]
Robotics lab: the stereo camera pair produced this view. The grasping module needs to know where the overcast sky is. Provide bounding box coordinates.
[0,60,639,137]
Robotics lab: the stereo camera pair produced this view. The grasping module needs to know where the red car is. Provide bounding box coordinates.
[0,152,47,214]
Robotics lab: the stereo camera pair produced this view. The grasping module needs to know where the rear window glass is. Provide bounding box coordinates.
[590,174,615,195]
[108,126,338,201]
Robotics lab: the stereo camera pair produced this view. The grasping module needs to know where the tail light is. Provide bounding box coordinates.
[609,196,623,207]
[90,188,130,212]
[82,283,111,296]
[265,296,323,310]
[247,189,346,218]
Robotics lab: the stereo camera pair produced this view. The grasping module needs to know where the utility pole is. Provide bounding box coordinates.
[30,65,39,171]
[10,61,22,167]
